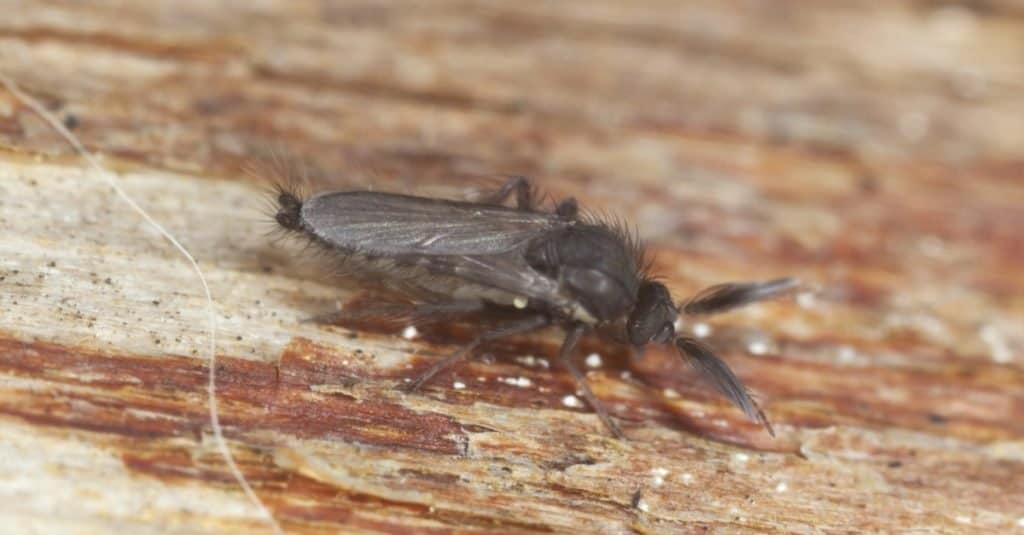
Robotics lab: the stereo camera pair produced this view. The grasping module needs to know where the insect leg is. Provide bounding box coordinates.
[554,197,578,220]
[476,176,534,210]
[476,176,578,220]
[306,299,485,326]
[404,313,550,392]
[681,277,800,316]
[559,324,625,439]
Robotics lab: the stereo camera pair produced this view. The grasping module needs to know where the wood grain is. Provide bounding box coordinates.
[1,1,1022,533]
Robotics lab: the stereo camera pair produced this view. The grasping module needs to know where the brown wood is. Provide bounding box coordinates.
[1,1,1022,533]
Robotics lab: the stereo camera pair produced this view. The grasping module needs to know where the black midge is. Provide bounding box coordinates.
[272,176,798,438]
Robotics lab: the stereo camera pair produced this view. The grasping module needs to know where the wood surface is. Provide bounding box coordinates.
[1,1,1023,533]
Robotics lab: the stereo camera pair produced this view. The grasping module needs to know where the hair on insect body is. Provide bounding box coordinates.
[271,175,798,438]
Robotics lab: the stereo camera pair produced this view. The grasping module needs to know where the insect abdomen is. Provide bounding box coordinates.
[273,189,305,232]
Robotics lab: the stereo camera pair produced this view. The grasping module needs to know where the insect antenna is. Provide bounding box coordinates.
[674,336,774,436]
[681,277,800,316]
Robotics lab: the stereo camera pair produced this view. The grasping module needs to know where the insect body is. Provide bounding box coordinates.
[273,177,797,438]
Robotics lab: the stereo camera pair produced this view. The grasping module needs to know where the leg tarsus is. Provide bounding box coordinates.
[559,324,625,439]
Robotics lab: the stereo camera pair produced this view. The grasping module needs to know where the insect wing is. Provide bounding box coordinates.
[301,191,568,256]
[415,253,569,308]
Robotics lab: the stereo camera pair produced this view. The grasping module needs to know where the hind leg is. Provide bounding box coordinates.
[305,299,486,326]
[403,313,550,392]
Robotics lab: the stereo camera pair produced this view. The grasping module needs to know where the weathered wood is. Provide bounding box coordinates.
[1,1,1023,533]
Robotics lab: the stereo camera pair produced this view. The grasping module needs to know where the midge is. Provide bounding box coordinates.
[272,176,797,438]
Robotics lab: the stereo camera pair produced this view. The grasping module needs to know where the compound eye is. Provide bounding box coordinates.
[628,281,676,346]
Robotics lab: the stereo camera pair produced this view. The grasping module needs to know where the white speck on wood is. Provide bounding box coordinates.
[561,395,583,408]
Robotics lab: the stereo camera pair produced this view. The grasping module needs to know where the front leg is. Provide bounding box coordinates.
[558,323,625,439]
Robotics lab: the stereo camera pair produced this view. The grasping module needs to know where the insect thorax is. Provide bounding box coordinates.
[525,224,642,323]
